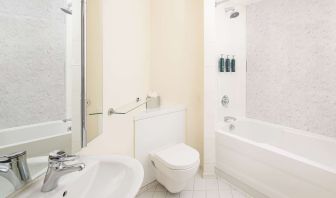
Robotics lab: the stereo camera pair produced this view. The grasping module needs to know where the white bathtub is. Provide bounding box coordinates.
[0,121,72,158]
[215,118,336,198]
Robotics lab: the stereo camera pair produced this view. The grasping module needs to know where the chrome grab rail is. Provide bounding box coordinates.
[108,98,148,116]
[88,112,103,116]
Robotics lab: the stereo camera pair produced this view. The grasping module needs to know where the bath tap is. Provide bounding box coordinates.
[224,116,236,131]
[224,116,236,123]
[0,151,31,190]
[41,150,85,192]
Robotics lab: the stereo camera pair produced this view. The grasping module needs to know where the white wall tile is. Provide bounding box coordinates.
[203,0,247,176]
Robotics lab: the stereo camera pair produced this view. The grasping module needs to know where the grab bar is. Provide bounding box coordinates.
[88,112,103,116]
[108,98,147,116]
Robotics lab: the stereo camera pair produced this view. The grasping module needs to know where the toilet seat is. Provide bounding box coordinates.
[151,143,199,170]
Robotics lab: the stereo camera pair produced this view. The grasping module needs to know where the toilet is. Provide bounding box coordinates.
[134,106,200,192]
[150,143,200,193]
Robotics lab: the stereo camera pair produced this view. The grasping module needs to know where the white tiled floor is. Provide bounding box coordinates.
[136,171,253,198]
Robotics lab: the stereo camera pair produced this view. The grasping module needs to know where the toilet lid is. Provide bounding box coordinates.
[152,143,200,170]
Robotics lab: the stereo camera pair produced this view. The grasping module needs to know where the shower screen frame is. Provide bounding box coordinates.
[81,0,88,148]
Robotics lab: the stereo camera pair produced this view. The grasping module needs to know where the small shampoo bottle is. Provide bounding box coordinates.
[231,55,236,72]
[225,56,231,72]
[219,54,225,72]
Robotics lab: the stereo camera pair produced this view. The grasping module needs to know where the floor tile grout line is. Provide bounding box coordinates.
[217,176,220,198]
[138,172,252,198]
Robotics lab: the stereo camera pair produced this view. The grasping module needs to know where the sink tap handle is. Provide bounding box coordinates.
[0,151,31,187]
[224,116,237,123]
[48,150,79,163]
[3,151,27,159]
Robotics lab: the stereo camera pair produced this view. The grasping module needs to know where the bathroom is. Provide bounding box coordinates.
[0,0,335,197]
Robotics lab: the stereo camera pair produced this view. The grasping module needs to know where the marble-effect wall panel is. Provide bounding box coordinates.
[246,0,336,137]
[0,0,66,129]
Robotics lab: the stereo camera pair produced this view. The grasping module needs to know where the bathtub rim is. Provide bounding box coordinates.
[216,117,336,174]
[0,131,72,150]
[0,120,71,149]
[217,117,336,144]
[216,129,336,175]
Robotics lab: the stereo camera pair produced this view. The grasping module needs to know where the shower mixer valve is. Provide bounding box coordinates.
[221,95,230,107]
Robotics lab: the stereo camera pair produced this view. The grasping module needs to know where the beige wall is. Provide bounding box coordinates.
[150,0,204,163]
[82,0,204,162]
[86,0,103,142]
[81,0,151,155]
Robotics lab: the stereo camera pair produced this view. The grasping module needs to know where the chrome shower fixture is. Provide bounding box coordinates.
[225,7,240,18]
[61,2,72,15]
[215,0,230,7]
[215,1,240,19]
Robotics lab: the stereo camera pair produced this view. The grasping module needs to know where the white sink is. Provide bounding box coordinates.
[14,156,144,198]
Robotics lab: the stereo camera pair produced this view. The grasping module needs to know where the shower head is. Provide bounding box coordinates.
[61,2,72,15]
[230,11,239,18]
[225,7,239,19]
[61,8,72,15]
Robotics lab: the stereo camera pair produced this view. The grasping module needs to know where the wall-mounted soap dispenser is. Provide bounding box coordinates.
[231,55,236,72]
[225,56,231,72]
[219,54,225,72]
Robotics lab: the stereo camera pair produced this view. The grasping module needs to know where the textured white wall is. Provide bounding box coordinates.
[0,0,66,129]
[246,0,336,137]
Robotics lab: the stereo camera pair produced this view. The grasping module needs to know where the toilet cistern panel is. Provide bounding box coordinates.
[134,106,186,186]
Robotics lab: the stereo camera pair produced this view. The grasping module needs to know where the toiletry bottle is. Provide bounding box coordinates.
[231,55,236,72]
[225,55,231,72]
[219,54,225,72]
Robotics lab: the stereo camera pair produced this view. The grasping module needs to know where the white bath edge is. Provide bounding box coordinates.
[215,117,336,198]
[0,132,71,150]
[215,167,269,198]
[226,117,336,143]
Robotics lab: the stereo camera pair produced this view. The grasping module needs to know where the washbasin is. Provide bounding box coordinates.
[13,156,144,198]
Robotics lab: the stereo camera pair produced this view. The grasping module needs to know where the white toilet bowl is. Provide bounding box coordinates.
[150,143,200,193]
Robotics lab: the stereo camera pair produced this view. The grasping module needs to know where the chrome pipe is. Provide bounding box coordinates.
[215,0,229,7]
[81,0,87,148]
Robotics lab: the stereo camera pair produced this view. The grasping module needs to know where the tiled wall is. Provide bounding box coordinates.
[246,0,336,137]
[204,0,218,176]
[203,0,247,176]
[0,0,66,129]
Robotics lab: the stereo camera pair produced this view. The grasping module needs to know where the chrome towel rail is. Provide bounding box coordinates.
[88,112,103,116]
[108,98,147,116]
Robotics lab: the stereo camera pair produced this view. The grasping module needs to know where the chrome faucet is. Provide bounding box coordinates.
[224,116,237,130]
[0,151,31,190]
[224,116,237,123]
[41,150,85,192]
